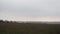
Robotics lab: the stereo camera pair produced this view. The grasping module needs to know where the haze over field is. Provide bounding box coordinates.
[0,0,60,21]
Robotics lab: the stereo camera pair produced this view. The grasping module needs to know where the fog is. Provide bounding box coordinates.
[0,0,60,21]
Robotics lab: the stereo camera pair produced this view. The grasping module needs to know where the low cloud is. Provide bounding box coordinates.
[0,16,60,22]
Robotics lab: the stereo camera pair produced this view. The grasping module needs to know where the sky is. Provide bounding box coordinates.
[0,0,60,21]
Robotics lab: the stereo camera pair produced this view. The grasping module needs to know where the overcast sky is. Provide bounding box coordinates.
[0,0,60,21]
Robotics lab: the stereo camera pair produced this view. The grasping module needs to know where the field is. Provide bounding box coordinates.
[0,21,60,34]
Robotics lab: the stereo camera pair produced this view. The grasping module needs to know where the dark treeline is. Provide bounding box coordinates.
[0,20,17,23]
[0,20,60,34]
[0,20,47,24]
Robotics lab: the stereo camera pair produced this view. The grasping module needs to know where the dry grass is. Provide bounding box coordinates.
[0,23,60,34]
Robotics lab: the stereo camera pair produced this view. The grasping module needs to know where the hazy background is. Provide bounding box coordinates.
[0,0,60,21]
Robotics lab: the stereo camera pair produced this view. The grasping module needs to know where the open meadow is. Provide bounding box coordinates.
[0,20,60,34]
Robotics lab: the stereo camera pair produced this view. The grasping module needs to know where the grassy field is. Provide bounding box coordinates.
[0,22,60,34]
